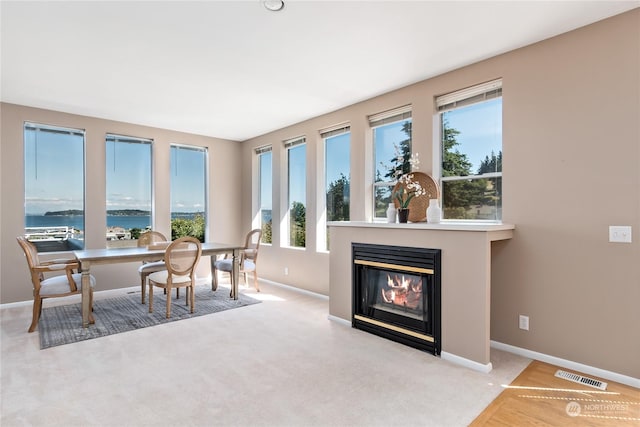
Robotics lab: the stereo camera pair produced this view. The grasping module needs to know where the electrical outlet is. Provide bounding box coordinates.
[284,267,289,276]
[609,226,632,243]
[519,315,529,331]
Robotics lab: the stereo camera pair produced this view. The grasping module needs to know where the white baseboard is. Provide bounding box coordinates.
[257,278,329,300]
[441,351,493,373]
[0,299,32,309]
[491,340,640,389]
[327,314,351,327]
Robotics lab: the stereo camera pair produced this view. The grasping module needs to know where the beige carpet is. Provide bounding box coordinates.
[1,279,530,426]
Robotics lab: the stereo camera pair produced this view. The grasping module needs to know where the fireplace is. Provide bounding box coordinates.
[352,243,441,355]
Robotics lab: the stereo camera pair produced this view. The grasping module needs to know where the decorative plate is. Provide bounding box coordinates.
[392,172,440,222]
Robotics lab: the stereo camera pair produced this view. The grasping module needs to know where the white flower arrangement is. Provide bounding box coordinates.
[382,144,426,209]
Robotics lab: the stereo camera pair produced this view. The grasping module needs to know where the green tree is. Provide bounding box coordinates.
[326,173,350,221]
[171,214,205,242]
[290,201,306,247]
[130,228,142,240]
[326,173,350,249]
[442,122,471,177]
[383,121,413,181]
[477,150,502,174]
[262,219,272,244]
[374,170,391,217]
[477,150,502,209]
[377,121,412,217]
[441,119,486,218]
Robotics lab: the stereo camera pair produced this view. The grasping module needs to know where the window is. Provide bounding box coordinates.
[170,144,207,241]
[285,137,306,248]
[322,125,350,251]
[106,134,152,248]
[437,79,502,220]
[256,145,272,244]
[24,122,86,251]
[370,106,412,220]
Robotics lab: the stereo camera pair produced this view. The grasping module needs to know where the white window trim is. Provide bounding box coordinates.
[283,137,306,248]
[435,79,503,222]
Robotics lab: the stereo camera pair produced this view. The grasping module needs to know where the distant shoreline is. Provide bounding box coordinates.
[43,209,151,217]
[26,212,205,233]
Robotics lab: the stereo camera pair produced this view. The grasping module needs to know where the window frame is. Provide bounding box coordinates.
[284,136,306,249]
[321,124,351,252]
[105,133,153,248]
[169,143,209,242]
[370,106,413,221]
[256,145,273,245]
[435,79,503,222]
[23,122,87,251]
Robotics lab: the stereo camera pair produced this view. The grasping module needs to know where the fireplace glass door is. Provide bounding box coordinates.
[356,264,432,335]
[352,243,441,355]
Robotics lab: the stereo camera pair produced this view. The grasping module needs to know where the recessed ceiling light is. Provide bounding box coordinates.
[264,0,284,12]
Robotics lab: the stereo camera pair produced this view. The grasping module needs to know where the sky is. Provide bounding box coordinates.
[106,138,151,212]
[24,126,84,215]
[288,144,306,205]
[25,126,207,215]
[325,132,350,186]
[443,98,502,173]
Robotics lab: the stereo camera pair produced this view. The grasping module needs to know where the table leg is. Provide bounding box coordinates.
[231,248,239,300]
[81,261,92,328]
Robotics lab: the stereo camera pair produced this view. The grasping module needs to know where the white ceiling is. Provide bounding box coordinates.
[1,1,638,141]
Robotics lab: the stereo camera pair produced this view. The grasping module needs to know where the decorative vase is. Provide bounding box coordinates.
[398,208,410,223]
[426,199,441,223]
[386,203,396,223]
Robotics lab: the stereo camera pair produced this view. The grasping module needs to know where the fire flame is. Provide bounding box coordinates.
[381,273,423,308]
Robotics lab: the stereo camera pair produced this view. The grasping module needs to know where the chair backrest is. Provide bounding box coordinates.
[242,229,262,264]
[164,236,201,277]
[16,236,39,270]
[16,236,43,290]
[138,231,168,247]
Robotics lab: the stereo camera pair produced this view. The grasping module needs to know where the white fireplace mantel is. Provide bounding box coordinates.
[328,221,515,372]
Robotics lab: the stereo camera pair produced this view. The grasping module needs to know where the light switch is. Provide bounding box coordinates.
[609,226,632,243]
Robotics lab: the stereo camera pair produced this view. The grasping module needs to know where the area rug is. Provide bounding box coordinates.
[39,285,261,349]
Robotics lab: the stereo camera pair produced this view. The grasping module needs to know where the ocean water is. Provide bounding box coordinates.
[25,214,199,231]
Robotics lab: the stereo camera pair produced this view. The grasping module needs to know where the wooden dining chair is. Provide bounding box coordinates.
[137,230,169,304]
[212,229,262,292]
[16,236,96,332]
[147,236,202,318]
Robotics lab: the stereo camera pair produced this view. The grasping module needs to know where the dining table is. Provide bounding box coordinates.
[73,241,244,328]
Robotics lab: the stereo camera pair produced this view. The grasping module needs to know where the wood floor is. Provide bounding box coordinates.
[471,361,640,426]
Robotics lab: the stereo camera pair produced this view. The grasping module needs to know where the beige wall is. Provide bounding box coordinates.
[241,10,639,378]
[1,104,243,303]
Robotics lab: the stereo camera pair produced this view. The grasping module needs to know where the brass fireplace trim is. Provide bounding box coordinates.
[354,259,434,275]
[354,315,434,343]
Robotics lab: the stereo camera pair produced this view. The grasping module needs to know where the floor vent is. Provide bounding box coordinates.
[555,369,608,390]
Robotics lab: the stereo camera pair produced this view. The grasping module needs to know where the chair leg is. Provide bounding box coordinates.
[166,286,172,318]
[148,283,154,313]
[253,269,260,292]
[29,297,42,333]
[190,284,195,313]
[141,273,147,304]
